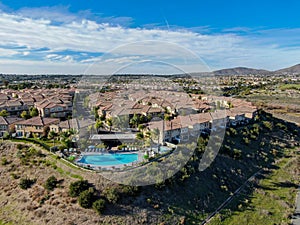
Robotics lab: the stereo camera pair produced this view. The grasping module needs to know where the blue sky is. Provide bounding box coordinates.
[0,0,300,74]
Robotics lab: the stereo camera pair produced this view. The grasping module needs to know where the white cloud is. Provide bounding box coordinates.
[46,54,59,59]
[17,6,77,24]
[0,58,85,74]
[0,48,18,56]
[16,5,133,27]
[104,56,141,64]
[0,9,299,74]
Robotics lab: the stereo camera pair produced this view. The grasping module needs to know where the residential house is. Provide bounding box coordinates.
[147,116,190,144]
[0,100,25,115]
[50,118,79,133]
[36,100,70,118]
[178,113,211,137]
[226,104,257,126]
[0,116,24,136]
[210,111,228,130]
[227,109,246,126]
[15,116,59,137]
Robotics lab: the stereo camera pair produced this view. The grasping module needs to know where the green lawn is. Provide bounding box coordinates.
[41,139,60,147]
[279,84,300,91]
[0,221,14,225]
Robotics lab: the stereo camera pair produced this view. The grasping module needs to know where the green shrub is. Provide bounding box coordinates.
[233,149,242,159]
[262,121,273,131]
[120,185,140,196]
[69,180,90,197]
[251,126,260,135]
[250,134,257,140]
[276,123,287,130]
[3,132,9,139]
[1,157,9,165]
[102,187,119,204]
[243,137,250,145]
[78,188,95,208]
[229,128,237,136]
[19,178,36,189]
[45,176,58,191]
[93,199,106,215]
[39,194,50,205]
[117,143,127,150]
[10,173,20,179]
[16,144,24,150]
[223,145,231,154]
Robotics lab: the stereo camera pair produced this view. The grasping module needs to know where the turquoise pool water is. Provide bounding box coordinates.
[78,153,138,166]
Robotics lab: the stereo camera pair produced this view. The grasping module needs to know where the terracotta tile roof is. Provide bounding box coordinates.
[5,100,22,107]
[147,107,162,114]
[5,117,25,124]
[20,97,35,103]
[0,94,9,100]
[148,120,181,131]
[36,100,67,109]
[0,116,8,125]
[177,113,212,127]
[57,118,79,130]
[210,110,228,120]
[229,106,257,115]
[15,116,59,126]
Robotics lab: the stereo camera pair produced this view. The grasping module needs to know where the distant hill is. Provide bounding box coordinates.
[213,67,270,76]
[275,64,300,74]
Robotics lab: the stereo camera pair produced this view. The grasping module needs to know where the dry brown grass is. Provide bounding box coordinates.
[0,141,159,225]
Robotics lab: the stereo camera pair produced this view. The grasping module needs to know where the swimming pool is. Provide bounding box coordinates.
[77,153,138,166]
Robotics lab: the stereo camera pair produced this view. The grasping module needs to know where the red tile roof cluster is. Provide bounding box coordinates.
[15,116,59,126]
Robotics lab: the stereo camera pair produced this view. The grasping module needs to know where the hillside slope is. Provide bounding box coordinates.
[213,67,270,75]
[0,112,299,225]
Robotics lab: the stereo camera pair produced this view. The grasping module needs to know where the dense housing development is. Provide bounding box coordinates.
[0,77,258,148]
[0,88,75,137]
[87,85,258,145]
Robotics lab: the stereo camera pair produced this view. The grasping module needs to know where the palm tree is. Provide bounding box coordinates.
[48,130,56,139]
[130,114,139,128]
[144,131,151,139]
[94,120,103,132]
[106,118,112,133]
[138,124,145,131]
[59,131,68,142]
[136,132,144,140]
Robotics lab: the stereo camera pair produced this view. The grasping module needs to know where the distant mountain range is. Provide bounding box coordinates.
[274,64,300,74]
[212,63,300,75]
